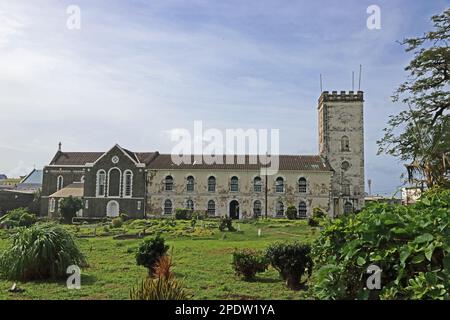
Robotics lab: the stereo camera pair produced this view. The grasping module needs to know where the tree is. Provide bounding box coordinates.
[377,9,450,188]
[59,196,83,224]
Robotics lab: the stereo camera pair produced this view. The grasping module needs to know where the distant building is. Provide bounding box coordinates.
[402,187,422,205]
[0,174,7,180]
[365,195,402,206]
[0,178,21,189]
[16,169,43,193]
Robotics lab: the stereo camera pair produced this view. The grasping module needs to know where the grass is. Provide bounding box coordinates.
[0,218,319,300]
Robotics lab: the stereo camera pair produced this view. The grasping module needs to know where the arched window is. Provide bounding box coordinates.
[298,201,307,218]
[253,200,262,217]
[186,176,195,192]
[253,177,262,192]
[208,176,216,192]
[57,175,64,191]
[344,202,353,214]
[49,198,56,213]
[80,175,85,183]
[123,170,133,197]
[341,136,350,151]
[186,199,194,211]
[230,176,239,192]
[165,175,173,191]
[108,168,121,197]
[275,177,284,193]
[164,199,173,215]
[298,177,307,193]
[207,200,216,216]
[276,201,284,216]
[96,170,106,197]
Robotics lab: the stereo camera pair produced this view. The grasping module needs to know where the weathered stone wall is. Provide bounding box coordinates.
[147,168,331,219]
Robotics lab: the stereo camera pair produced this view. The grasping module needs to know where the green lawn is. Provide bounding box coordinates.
[0,219,319,300]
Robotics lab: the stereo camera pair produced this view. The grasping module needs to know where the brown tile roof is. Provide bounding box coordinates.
[49,182,84,198]
[136,152,160,165]
[50,152,104,165]
[49,150,160,166]
[48,149,331,172]
[148,154,331,171]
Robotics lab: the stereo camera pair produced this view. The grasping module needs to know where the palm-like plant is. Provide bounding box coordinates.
[0,223,87,281]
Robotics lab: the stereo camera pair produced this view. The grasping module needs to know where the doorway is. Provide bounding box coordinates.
[106,200,120,217]
[229,200,239,219]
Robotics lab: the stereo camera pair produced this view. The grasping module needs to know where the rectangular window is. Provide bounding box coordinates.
[137,201,141,211]
[85,200,89,209]
[342,184,351,196]
[254,184,262,192]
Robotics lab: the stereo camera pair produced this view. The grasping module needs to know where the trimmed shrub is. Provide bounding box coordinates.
[312,207,327,219]
[191,210,207,220]
[232,249,269,281]
[136,235,169,276]
[308,217,319,227]
[219,216,236,231]
[130,255,189,300]
[266,242,313,290]
[286,206,298,220]
[111,217,123,228]
[0,223,87,281]
[312,189,450,300]
[59,196,83,224]
[0,208,37,228]
[175,209,193,220]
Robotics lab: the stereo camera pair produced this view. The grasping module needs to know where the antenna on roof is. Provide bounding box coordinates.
[352,71,355,91]
[320,74,323,92]
[358,64,362,91]
[58,142,62,152]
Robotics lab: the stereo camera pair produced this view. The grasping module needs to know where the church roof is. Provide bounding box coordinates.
[47,147,331,171]
[49,150,159,166]
[50,152,104,165]
[147,154,331,171]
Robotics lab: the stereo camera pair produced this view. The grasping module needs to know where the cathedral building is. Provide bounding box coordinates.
[40,91,365,219]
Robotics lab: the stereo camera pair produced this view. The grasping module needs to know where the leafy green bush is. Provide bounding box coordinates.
[192,210,207,220]
[232,249,269,281]
[0,208,37,228]
[111,217,123,228]
[286,206,298,220]
[312,207,327,219]
[308,217,319,227]
[59,196,83,224]
[0,223,87,281]
[311,189,450,300]
[175,209,193,220]
[136,235,169,276]
[266,242,313,290]
[219,216,236,231]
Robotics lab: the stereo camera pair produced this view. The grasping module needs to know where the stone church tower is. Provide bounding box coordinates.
[318,91,365,216]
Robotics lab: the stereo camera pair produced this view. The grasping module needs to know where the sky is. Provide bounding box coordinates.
[0,0,448,195]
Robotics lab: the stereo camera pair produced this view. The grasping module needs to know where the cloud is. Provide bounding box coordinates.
[0,0,448,193]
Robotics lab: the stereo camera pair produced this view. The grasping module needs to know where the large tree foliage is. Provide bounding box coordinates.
[377,9,450,188]
[59,196,83,224]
